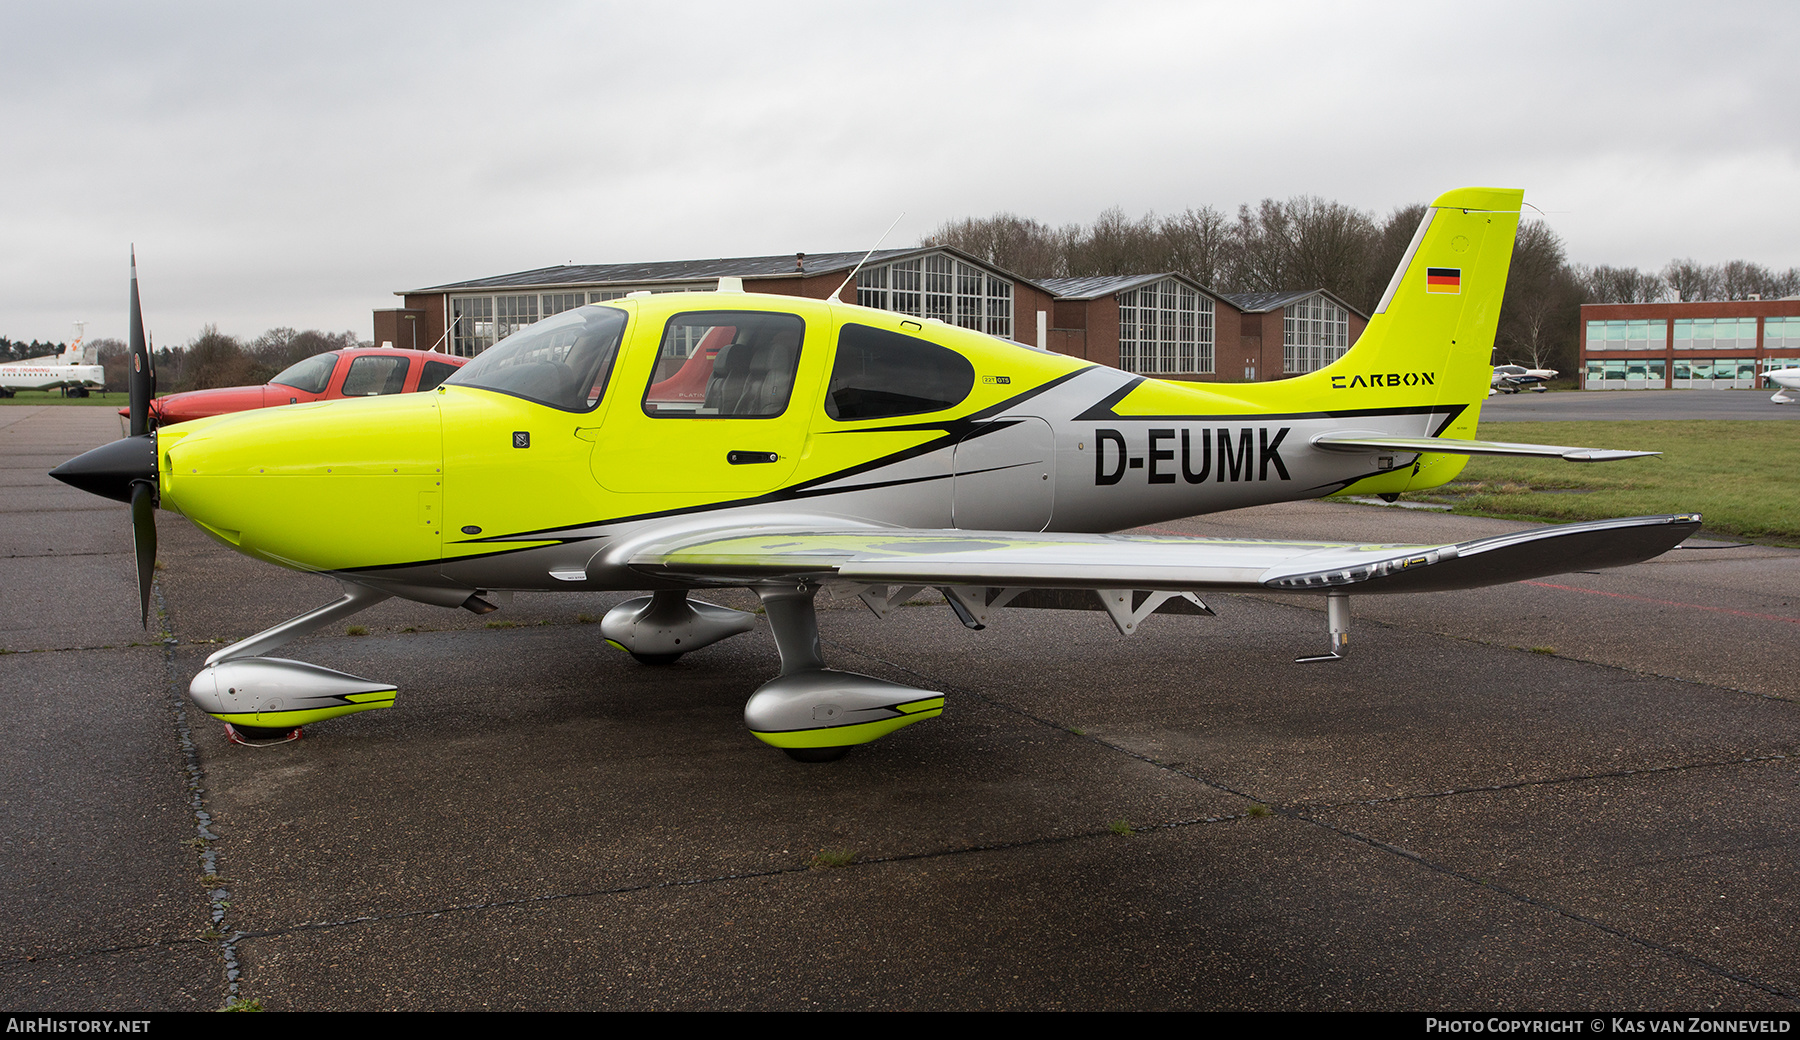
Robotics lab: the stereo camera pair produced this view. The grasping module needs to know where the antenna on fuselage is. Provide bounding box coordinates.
[829,212,906,304]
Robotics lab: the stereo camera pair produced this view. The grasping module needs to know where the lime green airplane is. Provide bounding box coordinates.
[54,189,1697,760]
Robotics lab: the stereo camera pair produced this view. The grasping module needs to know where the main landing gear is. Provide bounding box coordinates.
[744,584,944,762]
[600,589,757,665]
[604,587,944,761]
[186,582,942,762]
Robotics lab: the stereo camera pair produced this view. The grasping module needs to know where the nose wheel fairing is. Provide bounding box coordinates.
[190,656,397,729]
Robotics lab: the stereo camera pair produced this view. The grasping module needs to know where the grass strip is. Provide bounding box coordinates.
[1403,420,1800,544]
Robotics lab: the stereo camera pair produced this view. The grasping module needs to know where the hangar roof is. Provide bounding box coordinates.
[406,246,1052,295]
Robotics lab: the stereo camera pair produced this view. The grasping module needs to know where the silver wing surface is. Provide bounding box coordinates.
[626,513,1701,596]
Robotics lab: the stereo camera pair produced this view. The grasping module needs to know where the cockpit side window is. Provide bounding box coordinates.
[643,311,804,418]
[826,323,975,421]
[444,306,627,412]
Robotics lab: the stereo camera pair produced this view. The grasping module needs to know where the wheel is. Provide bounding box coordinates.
[783,745,852,763]
[224,722,301,743]
[629,651,683,666]
[68,387,88,398]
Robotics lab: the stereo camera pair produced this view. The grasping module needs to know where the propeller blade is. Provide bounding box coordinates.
[128,248,153,437]
[130,479,157,628]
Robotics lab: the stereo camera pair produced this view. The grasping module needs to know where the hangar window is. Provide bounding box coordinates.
[450,297,495,357]
[858,253,1012,338]
[451,288,722,356]
[825,323,975,421]
[1119,278,1213,375]
[1283,294,1349,373]
[445,306,627,412]
[644,311,805,419]
[542,293,587,317]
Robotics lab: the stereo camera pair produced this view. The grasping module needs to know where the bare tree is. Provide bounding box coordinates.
[924,214,1072,278]
[180,326,254,391]
[1226,199,1293,292]
[1356,204,1429,311]
[1661,258,1720,302]
[1283,196,1378,307]
[91,338,129,393]
[1064,206,1163,277]
[1223,196,1377,304]
[1578,265,1666,303]
[1157,206,1231,286]
[1497,220,1582,374]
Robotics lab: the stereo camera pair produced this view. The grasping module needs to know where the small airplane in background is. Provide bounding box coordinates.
[1490,363,1557,394]
[0,322,105,397]
[1763,365,1800,404]
[53,191,1697,762]
[119,347,467,430]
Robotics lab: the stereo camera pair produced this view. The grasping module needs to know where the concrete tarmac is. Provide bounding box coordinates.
[3,405,1797,1011]
[1484,388,1800,421]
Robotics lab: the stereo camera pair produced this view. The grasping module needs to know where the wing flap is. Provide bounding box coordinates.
[630,514,1700,595]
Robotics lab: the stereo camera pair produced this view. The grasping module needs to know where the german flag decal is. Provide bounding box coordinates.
[1426,267,1461,294]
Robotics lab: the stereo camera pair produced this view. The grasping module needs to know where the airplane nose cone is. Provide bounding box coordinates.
[50,433,156,503]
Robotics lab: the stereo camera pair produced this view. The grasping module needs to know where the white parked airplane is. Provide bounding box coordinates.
[1490,363,1556,394]
[1764,365,1800,404]
[0,323,106,397]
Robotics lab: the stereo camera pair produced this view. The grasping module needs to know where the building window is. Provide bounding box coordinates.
[1765,318,1800,353]
[1283,293,1348,373]
[858,253,1012,338]
[1586,319,1666,352]
[1673,317,1755,351]
[1117,278,1213,375]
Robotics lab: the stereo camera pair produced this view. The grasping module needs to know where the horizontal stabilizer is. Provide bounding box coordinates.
[1311,432,1657,462]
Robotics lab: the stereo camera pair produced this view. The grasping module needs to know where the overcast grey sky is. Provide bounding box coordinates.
[3,0,1796,346]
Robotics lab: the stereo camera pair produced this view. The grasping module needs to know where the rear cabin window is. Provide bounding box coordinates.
[643,311,804,419]
[341,355,409,396]
[826,323,975,421]
[417,359,459,392]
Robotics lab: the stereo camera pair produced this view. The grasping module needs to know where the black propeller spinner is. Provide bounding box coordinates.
[49,250,159,626]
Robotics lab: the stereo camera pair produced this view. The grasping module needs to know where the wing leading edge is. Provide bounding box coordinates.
[627,513,1701,596]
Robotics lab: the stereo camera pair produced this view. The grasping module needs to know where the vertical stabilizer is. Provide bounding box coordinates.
[1312,186,1523,433]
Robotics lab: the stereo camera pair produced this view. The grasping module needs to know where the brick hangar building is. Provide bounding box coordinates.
[375,247,1367,384]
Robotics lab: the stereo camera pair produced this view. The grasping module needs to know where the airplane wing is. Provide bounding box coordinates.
[626,513,1700,597]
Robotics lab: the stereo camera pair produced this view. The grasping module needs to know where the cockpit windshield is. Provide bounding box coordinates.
[270,352,339,394]
[445,306,627,412]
